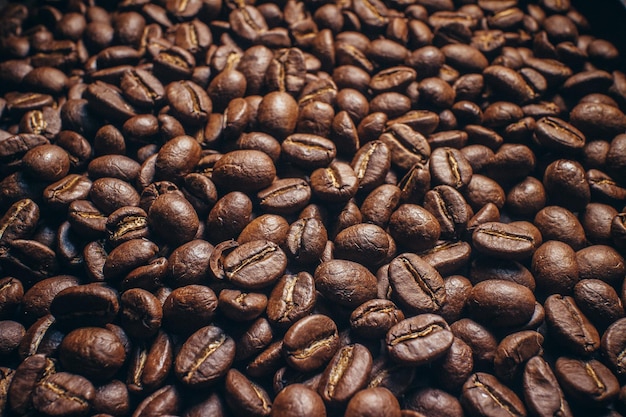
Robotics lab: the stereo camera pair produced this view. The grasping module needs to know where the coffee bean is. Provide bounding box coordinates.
[386,314,453,366]
[126,330,173,395]
[318,343,373,407]
[283,314,339,373]
[225,368,272,416]
[387,253,445,314]
[271,384,326,417]
[267,272,316,329]
[461,372,527,417]
[92,380,130,416]
[133,384,181,417]
[50,283,119,329]
[286,217,328,264]
[59,327,125,381]
[8,354,56,415]
[404,387,463,417]
[544,294,600,356]
[345,388,401,417]
[175,325,235,388]
[32,372,95,416]
[467,280,536,327]
[472,222,537,260]
[310,161,359,203]
[334,223,394,267]
[314,260,378,308]
[350,299,404,339]
[523,356,573,417]
[388,204,441,252]
[555,357,619,407]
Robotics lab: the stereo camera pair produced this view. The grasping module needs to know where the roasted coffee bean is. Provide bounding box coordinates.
[360,184,401,228]
[555,357,619,407]
[0,277,24,319]
[175,325,235,388]
[334,223,393,267]
[314,260,378,308]
[472,222,537,260]
[225,369,272,416]
[32,372,95,416]
[212,150,276,192]
[404,387,463,417]
[92,380,130,416]
[148,193,199,246]
[257,178,311,215]
[207,192,253,243]
[133,384,181,417]
[345,387,401,417]
[351,140,392,192]
[267,272,316,328]
[574,279,624,330]
[576,245,625,285]
[223,240,286,290]
[218,289,267,322]
[126,330,173,395]
[388,204,441,252]
[523,356,573,417]
[283,314,340,373]
[271,384,326,417]
[59,327,125,381]
[494,331,544,382]
[282,134,336,170]
[461,372,527,417]
[106,206,149,246]
[601,318,626,377]
[286,217,328,264]
[318,343,373,407]
[544,294,600,356]
[50,283,119,329]
[43,174,93,211]
[0,198,39,245]
[387,253,445,314]
[467,280,536,327]
[386,314,453,366]
[8,354,56,415]
[163,285,217,334]
[238,214,289,247]
[310,161,359,203]
[350,299,404,339]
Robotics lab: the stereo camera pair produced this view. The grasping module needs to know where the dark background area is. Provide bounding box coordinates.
[572,0,626,59]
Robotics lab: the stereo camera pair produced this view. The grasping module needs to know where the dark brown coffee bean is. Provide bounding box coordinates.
[485,144,536,184]
[429,147,472,190]
[120,68,165,109]
[570,102,626,139]
[8,354,56,415]
[523,356,573,417]
[531,240,579,294]
[218,289,267,322]
[534,206,586,250]
[506,177,547,217]
[387,253,445,314]
[50,283,119,329]
[351,140,393,192]
[472,222,537,260]
[334,224,393,267]
[84,81,137,122]
[0,277,24,319]
[162,285,217,335]
[92,380,130,416]
[576,245,625,285]
[103,238,159,282]
[257,91,298,139]
[132,384,181,417]
[119,288,162,339]
[317,343,373,407]
[544,294,600,356]
[126,330,173,395]
[345,387,401,417]
[283,314,339,373]
[224,369,272,416]
[0,198,39,245]
[467,280,536,327]
[310,161,359,203]
[257,178,312,215]
[267,272,316,329]
[386,314,453,366]
[148,193,199,246]
[59,327,125,381]
[42,174,93,211]
[175,325,235,388]
[153,46,195,82]
[32,371,95,416]
[350,299,404,339]
[494,330,544,382]
[314,259,377,308]
[461,372,527,417]
[555,357,619,407]
[404,387,463,417]
[223,240,287,290]
[360,185,401,228]
[238,215,289,247]
[207,192,253,243]
[154,135,202,181]
[543,159,590,211]
[0,320,24,356]
[281,134,336,170]
[286,217,328,265]
[574,279,624,330]
[388,204,441,252]
[213,150,276,192]
[450,318,498,367]
[271,384,326,417]
[438,275,472,324]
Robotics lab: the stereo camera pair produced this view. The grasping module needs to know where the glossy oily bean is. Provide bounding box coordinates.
[257,178,312,215]
[267,272,316,329]
[174,325,235,388]
[461,372,527,417]
[494,331,544,381]
[345,388,401,417]
[224,369,272,417]
[387,253,446,314]
[318,344,373,407]
[523,356,573,417]
[467,280,536,327]
[50,284,119,329]
[32,372,95,417]
[283,314,340,373]
[334,224,393,267]
[472,222,537,260]
[350,299,404,339]
[148,194,199,246]
[544,294,600,356]
[223,240,287,290]
[310,161,359,203]
[314,260,378,308]
[429,147,473,190]
[555,357,619,407]
[218,289,267,322]
[282,134,336,170]
[286,217,328,265]
[271,384,326,417]
[212,150,276,192]
[386,314,453,366]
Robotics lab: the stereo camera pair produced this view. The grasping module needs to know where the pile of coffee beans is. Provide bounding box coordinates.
[1,0,626,415]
